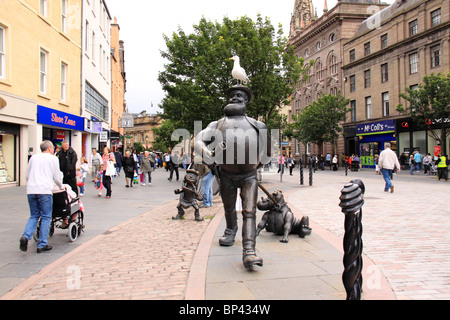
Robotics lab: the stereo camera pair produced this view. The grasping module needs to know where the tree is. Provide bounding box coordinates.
[290,92,350,154]
[397,72,450,155]
[158,14,311,133]
[152,119,181,152]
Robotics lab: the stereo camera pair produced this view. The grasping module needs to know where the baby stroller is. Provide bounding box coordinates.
[33,189,85,242]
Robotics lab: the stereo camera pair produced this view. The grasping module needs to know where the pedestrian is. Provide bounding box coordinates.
[77,156,89,196]
[287,155,295,175]
[436,153,448,181]
[168,152,179,181]
[95,164,104,196]
[413,151,422,172]
[138,151,144,183]
[326,153,331,169]
[56,140,78,196]
[378,142,401,193]
[102,147,116,198]
[114,150,123,176]
[409,155,416,175]
[141,150,154,186]
[423,153,432,175]
[164,152,171,171]
[20,140,64,253]
[332,154,338,171]
[198,164,213,208]
[374,154,380,175]
[89,148,102,181]
[123,151,137,187]
[277,154,285,174]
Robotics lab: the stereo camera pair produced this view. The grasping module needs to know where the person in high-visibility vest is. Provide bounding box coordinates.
[436,154,448,181]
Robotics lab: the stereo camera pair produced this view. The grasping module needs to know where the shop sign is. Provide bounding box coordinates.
[356,120,395,136]
[99,131,108,142]
[37,105,84,131]
[56,130,66,140]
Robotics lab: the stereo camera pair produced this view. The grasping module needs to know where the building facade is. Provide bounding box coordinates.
[123,112,162,152]
[81,0,112,157]
[110,17,126,152]
[342,0,449,167]
[288,0,388,160]
[0,0,82,186]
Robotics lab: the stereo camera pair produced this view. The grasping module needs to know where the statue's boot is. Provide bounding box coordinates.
[194,209,204,222]
[172,205,185,220]
[219,210,238,246]
[242,212,263,269]
[298,216,312,238]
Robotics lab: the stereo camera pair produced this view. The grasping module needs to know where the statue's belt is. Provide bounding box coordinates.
[218,168,257,182]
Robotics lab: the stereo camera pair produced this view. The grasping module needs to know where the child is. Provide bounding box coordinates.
[77,156,89,196]
[95,163,104,197]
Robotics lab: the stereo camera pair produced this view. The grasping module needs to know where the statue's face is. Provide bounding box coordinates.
[229,90,248,105]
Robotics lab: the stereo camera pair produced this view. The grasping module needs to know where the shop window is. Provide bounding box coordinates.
[0,134,16,183]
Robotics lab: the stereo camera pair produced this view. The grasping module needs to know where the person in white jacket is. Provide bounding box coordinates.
[378,142,401,193]
[20,140,64,253]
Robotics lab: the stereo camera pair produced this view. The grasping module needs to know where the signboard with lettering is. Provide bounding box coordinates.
[37,105,84,131]
[356,120,395,136]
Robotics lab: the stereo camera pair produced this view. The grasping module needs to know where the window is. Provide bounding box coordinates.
[351,100,356,122]
[61,0,67,33]
[381,63,388,83]
[431,8,441,27]
[382,92,389,117]
[364,42,370,56]
[365,97,372,120]
[315,60,323,81]
[0,26,5,79]
[430,45,440,68]
[409,19,418,36]
[61,62,67,101]
[381,34,388,49]
[85,82,109,120]
[305,49,309,58]
[329,54,338,75]
[91,31,95,62]
[364,70,371,88]
[329,33,335,43]
[40,0,47,17]
[350,75,356,92]
[409,53,418,74]
[85,21,89,55]
[349,49,355,62]
[316,41,321,51]
[39,49,48,94]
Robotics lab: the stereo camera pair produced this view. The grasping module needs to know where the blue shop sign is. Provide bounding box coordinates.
[356,120,395,136]
[37,105,84,131]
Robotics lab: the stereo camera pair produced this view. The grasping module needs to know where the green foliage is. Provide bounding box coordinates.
[152,120,180,152]
[290,92,350,151]
[397,73,450,152]
[158,14,310,132]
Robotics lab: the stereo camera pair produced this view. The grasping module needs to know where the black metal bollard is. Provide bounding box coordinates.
[300,159,304,185]
[339,179,365,300]
[345,162,348,176]
[309,162,313,186]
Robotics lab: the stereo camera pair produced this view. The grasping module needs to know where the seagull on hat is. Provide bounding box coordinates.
[229,55,250,85]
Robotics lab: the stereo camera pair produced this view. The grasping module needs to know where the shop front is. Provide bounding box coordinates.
[356,120,396,168]
[37,105,84,157]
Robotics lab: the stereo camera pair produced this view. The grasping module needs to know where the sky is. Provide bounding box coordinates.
[105,0,392,115]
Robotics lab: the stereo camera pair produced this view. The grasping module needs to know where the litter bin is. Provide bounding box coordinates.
[350,162,359,172]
